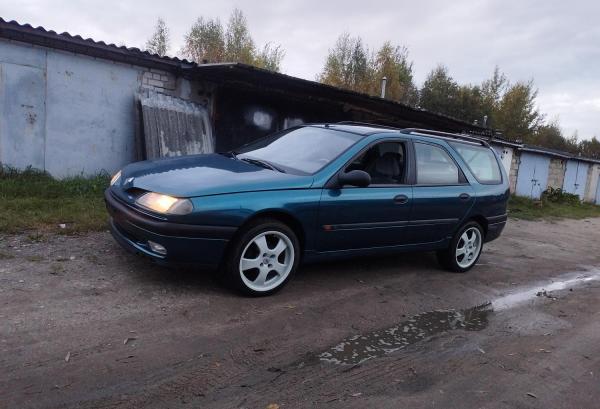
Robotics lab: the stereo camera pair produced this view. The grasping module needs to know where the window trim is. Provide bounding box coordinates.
[448,141,504,185]
[325,138,413,189]
[411,141,469,187]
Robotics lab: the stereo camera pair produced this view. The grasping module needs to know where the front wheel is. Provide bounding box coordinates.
[437,221,483,273]
[223,219,300,296]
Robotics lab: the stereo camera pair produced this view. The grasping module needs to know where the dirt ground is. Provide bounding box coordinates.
[1,218,600,409]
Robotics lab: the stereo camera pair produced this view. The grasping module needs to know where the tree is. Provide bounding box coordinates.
[224,8,255,64]
[255,43,285,72]
[181,8,284,71]
[182,17,225,63]
[480,66,507,128]
[528,120,578,152]
[579,136,600,158]
[494,80,542,141]
[418,65,460,117]
[318,33,372,94]
[455,85,486,125]
[145,18,170,56]
[371,42,418,105]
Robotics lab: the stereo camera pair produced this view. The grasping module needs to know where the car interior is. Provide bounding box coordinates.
[346,142,406,184]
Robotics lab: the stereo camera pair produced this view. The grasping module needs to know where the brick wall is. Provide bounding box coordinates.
[547,158,566,189]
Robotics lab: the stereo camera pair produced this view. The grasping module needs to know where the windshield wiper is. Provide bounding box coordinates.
[240,157,285,173]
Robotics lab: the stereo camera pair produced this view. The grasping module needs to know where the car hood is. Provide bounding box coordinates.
[118,154,314,197]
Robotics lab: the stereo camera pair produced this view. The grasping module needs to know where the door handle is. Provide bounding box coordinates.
[393,194,409,205]
[459,193,471,201]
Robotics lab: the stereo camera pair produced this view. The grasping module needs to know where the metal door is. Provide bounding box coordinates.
[0,63,46,169]
[515,153,550,199]
[563,160,589,199]
[596,177,600,204]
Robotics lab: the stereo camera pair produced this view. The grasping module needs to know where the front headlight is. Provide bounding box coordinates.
[136,192,193,215]
[110,170,121,186]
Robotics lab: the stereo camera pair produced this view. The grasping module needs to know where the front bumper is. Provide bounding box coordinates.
[105,189,236,268]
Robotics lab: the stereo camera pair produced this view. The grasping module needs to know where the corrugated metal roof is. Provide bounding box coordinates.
[0,17,195,71]
[0,17,489,135]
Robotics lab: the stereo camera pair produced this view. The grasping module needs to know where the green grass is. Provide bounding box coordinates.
[0,166,110,234]
[508,195,600,220]
[2,166,600,234]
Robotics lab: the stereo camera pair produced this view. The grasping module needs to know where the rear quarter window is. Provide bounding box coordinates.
[450,142,502,184]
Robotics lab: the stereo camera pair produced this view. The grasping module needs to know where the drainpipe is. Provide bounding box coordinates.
[380,77,387,99]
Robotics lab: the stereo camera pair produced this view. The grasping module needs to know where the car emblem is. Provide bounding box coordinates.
[125,177,134,184]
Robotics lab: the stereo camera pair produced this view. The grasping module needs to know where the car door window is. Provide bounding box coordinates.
[414,143,460,185]
[449,142,502,184]
[346,142,406,185]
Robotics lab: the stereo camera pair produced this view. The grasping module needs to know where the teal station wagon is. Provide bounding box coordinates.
[105,123,509,295]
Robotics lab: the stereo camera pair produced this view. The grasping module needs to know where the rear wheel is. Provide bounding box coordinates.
[223,219,299,296]
[437,221,483,273]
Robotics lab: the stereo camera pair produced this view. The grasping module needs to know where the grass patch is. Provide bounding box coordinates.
[508,195,600,220]
[0,166,110,234]
[2,165,600,234]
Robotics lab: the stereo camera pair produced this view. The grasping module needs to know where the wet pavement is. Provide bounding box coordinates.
[1,217,600,408]
[321,268,600,366]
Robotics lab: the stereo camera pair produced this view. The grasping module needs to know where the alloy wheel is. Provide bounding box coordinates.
[455,227,482,269]
[239,230,295,292]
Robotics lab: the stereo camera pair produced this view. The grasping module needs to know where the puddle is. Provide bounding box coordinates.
[492,269,600,311]
[320,269,600,366]
[320,303,492,365]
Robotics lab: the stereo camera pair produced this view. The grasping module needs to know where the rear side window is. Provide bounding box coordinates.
[414,143,460,184]
[450,142,502,184]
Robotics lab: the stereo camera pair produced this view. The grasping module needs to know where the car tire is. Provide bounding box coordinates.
[223,218,300,296]
[437,221,484,273]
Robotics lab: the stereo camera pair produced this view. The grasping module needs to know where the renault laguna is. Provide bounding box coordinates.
[105,123,509,295]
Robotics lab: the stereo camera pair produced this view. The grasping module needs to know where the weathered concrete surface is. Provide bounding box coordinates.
[1,218,600,408]
[0,39,143,177]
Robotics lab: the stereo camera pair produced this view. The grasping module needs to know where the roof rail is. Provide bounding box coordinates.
[401,128,488,146]
[335,121,401,131]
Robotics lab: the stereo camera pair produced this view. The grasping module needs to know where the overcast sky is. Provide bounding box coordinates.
[6,0,599,139]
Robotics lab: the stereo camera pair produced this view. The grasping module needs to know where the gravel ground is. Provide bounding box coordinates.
[1,217,600,409]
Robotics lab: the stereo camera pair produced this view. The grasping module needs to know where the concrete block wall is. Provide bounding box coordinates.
[547,158,566,189]
[509,151,520,193]
[584,164,600,202]
[141,68,176,93]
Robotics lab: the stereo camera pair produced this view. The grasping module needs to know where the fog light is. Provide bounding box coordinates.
[148,240,167,256]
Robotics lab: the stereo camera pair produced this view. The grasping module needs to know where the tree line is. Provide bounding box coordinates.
[145,14,599,158]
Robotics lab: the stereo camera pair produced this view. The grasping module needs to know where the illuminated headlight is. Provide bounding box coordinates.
[110,170,121,186]
[136,192,193,215]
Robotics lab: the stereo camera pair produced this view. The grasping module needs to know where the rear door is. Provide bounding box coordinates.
[409,141,475,244]
[317,140,414,251]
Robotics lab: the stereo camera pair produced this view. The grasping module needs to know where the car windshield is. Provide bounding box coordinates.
[234,126,363,174]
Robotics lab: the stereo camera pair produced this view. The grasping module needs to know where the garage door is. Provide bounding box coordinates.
[515,152,550,199]
[0,63,46,169]
[563,160,589,199]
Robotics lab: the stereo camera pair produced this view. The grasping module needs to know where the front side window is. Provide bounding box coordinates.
[450,142,502,184]
[345,142,406,185]
[415,143,460,185]
[236,126,362,175]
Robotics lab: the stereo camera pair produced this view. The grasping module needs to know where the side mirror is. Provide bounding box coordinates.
[337,170,371,187]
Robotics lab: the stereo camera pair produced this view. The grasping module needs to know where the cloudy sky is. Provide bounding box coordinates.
[6,0,600,139]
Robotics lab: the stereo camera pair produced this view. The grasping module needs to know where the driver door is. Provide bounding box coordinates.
[317,140,414,252]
